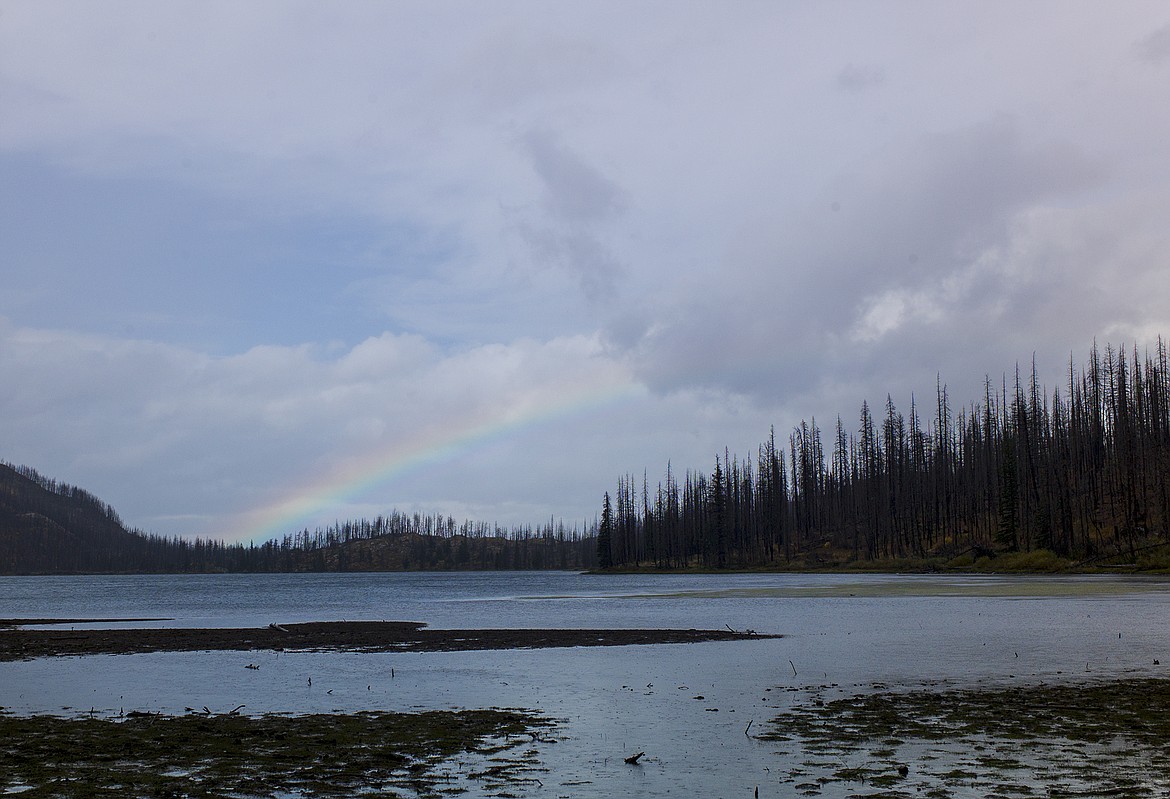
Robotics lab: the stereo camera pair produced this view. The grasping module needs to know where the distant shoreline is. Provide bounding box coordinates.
[588,545,1170,576]
[6,543,1170,577]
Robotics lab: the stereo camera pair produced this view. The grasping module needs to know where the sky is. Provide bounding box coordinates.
[2,2,1170,544]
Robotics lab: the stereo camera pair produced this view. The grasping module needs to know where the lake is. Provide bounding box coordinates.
[3,571,1169,797]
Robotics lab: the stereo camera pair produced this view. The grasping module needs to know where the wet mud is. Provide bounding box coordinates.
[0,619,777,661]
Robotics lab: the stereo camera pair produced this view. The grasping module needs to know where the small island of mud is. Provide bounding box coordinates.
[0,619,778,661]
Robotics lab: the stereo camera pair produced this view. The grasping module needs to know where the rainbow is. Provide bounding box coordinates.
[227,379,642,544]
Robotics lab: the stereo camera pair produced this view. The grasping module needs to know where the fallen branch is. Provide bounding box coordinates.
[624,752,645,765]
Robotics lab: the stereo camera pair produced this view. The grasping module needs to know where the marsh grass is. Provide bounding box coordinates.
[765,677,1170,797]
[0,708,553,798]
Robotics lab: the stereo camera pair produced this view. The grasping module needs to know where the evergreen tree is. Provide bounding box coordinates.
[597,491,614,569]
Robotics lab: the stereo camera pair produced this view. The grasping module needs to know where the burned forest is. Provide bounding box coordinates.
[596,340,1170,570]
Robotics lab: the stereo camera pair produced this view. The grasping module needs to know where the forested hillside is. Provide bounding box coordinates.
[596,340,1170,570]
[0,462,236,573]
[0,462,594,574]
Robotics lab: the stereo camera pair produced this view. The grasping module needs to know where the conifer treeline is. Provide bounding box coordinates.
[253,511,595,572]
[596,340,1170,569]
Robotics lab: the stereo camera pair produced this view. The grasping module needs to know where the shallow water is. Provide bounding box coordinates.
[3,571,1169,797]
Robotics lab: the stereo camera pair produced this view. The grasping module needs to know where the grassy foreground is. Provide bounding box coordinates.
[765,676,1170,797]
[0,708,553,798]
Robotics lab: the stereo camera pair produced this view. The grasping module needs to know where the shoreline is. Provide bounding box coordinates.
[6,549,1170,579]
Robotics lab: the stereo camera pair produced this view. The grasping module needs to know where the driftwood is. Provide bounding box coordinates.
[624,752,645,765]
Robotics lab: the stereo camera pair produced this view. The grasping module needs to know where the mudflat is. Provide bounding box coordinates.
[0,708,552,798]
[0,619,777,661]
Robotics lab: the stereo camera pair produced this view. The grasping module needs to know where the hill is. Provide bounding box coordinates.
[0,462,594,574]
[0,462,202,573]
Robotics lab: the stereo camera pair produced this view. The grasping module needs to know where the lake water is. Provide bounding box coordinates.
[3,571,1169,797]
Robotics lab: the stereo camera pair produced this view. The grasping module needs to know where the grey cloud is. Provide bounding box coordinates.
[827,119,1102,281]
[836,63,885,93]
[616,119,1110,410]
[441,25,623,118]
[1134,23,1170,63]
[512,130,628,302]
[525,129,626,222]
[516,224,625,304]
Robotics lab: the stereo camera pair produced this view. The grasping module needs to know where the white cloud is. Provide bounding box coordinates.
[0,319,647,538]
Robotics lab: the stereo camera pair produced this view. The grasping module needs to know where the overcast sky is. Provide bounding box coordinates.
[3,2,1169,543]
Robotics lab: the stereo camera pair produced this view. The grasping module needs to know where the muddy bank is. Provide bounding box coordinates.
[0,620,778,661]
[0,708,552,798]
[0,617,171,627]
[764,675,1170,796]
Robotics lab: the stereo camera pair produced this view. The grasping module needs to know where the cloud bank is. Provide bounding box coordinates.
[2,2,1169,540]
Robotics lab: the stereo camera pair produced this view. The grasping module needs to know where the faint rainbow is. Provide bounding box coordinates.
[228,379,643,545]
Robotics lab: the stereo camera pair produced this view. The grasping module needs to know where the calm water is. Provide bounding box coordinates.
[3,572,1169,797]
